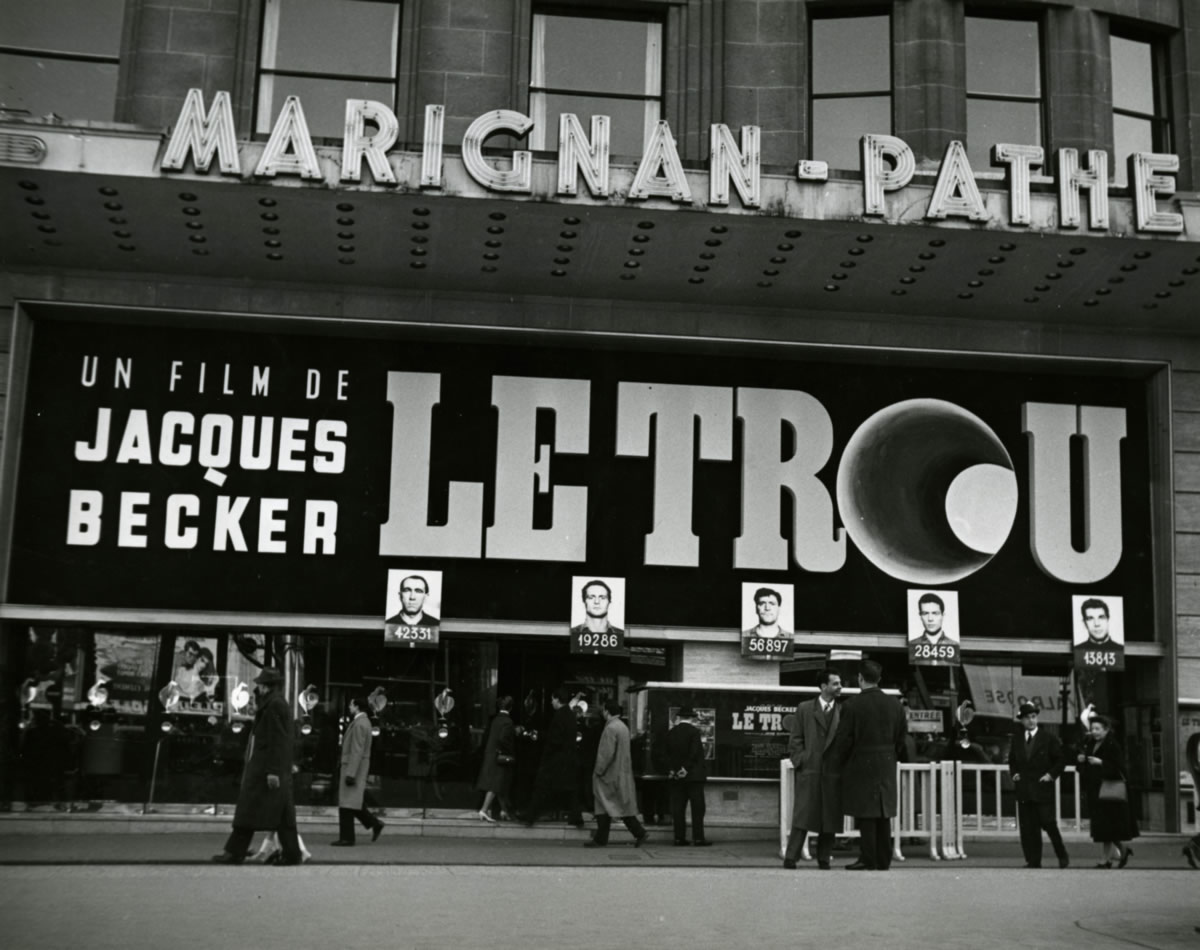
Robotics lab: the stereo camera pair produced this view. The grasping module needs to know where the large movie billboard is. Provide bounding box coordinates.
[6,308,1154,639]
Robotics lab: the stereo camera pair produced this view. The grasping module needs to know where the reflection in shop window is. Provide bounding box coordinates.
[529,10,663,156]
[810,13,892,173]
[1110,32,1171,188]
[965,15,1043,171]
[0,0,124,121]
[256,0,401,139]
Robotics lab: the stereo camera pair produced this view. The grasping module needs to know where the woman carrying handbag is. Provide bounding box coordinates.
[1077,712,1140,868]
[475,695,516,822]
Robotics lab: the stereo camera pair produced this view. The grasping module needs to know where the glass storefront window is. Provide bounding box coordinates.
[4,625,670,815]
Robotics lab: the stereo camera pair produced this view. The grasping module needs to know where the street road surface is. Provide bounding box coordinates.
[2,865,1196,950]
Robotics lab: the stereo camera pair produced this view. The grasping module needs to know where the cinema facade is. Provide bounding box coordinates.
[1,0,1198,832]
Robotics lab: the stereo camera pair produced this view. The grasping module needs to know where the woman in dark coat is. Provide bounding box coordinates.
[475,695,516,821]
[1077,713,1139,868]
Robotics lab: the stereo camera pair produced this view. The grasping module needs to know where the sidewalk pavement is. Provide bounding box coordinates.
[1,813,1196,869]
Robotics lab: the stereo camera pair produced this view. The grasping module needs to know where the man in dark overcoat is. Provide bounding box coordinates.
[783,669,843,869]
[1008,701,1069,868]
[665,706,710,846]
[833,660,907,871]
[212,667,302,865]
[519,687,583,827]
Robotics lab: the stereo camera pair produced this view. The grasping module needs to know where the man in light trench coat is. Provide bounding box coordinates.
[585,700,648,847]
[332,695,384,846]
[783,669,844,869]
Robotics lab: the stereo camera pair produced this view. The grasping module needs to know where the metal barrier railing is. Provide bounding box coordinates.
[953,763,1086,840]
[780,760,952,860]
[780,760,1089,862]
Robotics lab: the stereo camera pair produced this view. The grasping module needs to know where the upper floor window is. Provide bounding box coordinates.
[257,0,400,140]
[810,13,892,173]
[965,14,1043,170]
[1110,31,1171,187]
[0,0,124,121]
[529,10,662,157]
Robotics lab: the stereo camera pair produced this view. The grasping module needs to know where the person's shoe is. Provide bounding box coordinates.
[674,840,690,847]
[1182,843,1199,869]
[264,851,282,865]
[692,839,712,847]
[845,861,871,871]
[1094,861,1112,869]
[330,840,354,847]
[274,857,303,866]
[372,822,385,842]
[210,851,244,865]
[1058,854,1070,869]
[583,839,606,848]
[634,833,648,848]
[1118,846,1132,869]
[1024,863,1041,869]
[783,858,797,869]
[477,810,496,823]
[818,861,831,870]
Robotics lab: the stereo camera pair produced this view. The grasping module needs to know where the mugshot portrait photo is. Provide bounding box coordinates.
[906,589,961,666]
[740,582,795,660]
[1072,594,1125,671]
[383,569,443,648]
[569,576,627,654]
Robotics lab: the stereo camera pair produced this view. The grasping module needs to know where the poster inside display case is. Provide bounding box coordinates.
[631,683,817,779]
[93,632,161,717]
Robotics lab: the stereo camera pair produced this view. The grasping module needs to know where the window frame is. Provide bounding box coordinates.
[527,5,665,155]
[963,9,1047,166]
[254,0,402,141]
[0,0,124,122]
[807,7,894,170]
[1108,25,1172,185]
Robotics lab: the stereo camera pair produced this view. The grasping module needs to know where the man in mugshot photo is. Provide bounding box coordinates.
[385,574,439,628]
[911,593,956,647]
[742,587,790,638]
[570,580,623,637]
[1078,598,1116,646]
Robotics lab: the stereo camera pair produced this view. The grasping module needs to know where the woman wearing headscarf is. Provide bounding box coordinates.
[1076,712,1139,868]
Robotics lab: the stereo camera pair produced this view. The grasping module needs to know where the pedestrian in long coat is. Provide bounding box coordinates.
[783,669,843,868]
[212,667,302,865]
[586,701,647,847]
[519,688,583,826]
[1077,713,1139,867]
[475,695,516,821]
[833,660,907,871]
[333,695,384,846]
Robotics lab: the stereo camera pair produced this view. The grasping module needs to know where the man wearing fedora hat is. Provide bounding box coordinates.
[665,706,710,846]
[212,667,303,866]
[1008,701,1070,869]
